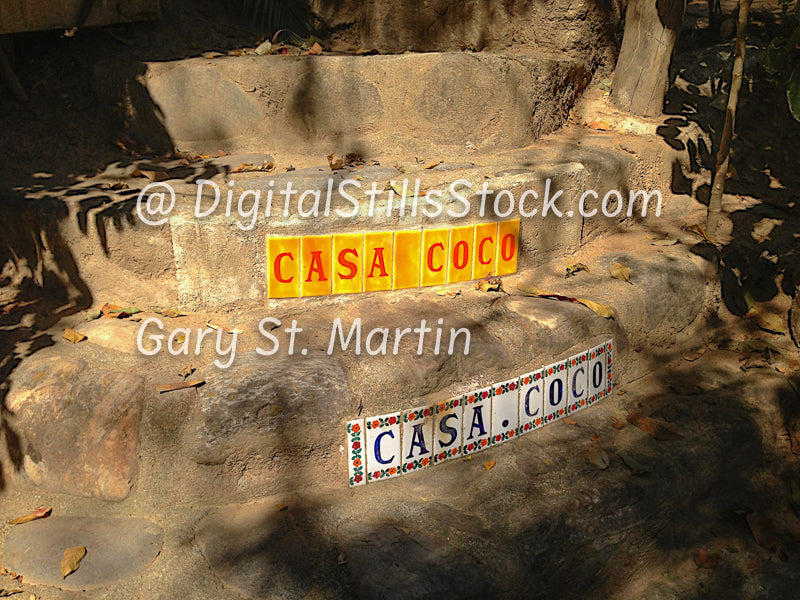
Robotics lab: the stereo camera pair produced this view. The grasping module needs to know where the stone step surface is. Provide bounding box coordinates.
[96,52,591,157]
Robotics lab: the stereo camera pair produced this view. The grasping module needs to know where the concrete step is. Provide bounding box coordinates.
[95,52,591,156]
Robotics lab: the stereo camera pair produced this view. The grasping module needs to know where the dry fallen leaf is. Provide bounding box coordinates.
[206,320,243,334]
[587,120,610,131]
[650,238,679,246]
[423,160,442,169]
[180,365,195,380]
[565,262,589,278]
[8,507,51,525]
[160,309,186,318]
[610,416,625,430]
[156,379,205,393]
[620,452,651,474]
[275,504,288,511]
[483,460,496,471]
[610,262,632,283]
[746,512,777,550]
[61,546,86,579]
[476,275,503,293]
[563,417,577,425]
[436,289,461,298]
[0,590,23,597]
[694,547,720,568]
[683,348,707,361]
[63,328,86,344]
[576,298,616,318]
[132,169,169,182]
[626,410,683,441]
[327,153,363,171]
[231,161,274,174]
[746,305,786,335]
[306,42,323,55]
[586,445,610,469]
[517,284,615,318]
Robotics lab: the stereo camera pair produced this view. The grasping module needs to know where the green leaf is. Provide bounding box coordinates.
[788,66,800,123]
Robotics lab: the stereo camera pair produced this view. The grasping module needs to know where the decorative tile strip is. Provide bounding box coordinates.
[266,220,519,298]
[347,339,613,487]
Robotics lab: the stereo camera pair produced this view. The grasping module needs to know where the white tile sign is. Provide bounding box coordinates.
[347,339,614,487]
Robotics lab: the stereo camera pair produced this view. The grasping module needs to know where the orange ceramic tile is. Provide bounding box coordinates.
[421,228,449,287]
[364,231,393,292]
[332,233,364,294]
[266,236,300,298]
[472,222,498,279]
[301,235,332,297]
[393,229,422,289]
[447,225,475,284]
[495,219,520,276]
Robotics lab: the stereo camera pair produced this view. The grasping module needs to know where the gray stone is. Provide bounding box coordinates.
[7,356,144,501]
[195,500,342,599]
[188,351,355,465]
[78,318,143,355]
[2,516,162,590]
[339,520,493,600]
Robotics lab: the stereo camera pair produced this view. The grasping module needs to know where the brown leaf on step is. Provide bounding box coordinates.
[201,51,224,59]
[586,445,610,469]
[160,309,186,318]
[483,460,496,470]
[746,513,777,550]
[8,507,51,525]
[683,348,707,361]
[563,417,577,425]
[610,262,631,283]
[476,275,503,293]
[626,410,683,440]
[132,169,169,182]
[394,526,411,535]
[206,320,243,334]
[436,289,461,297]
[746,305,786,335]
[327,153,363,171]
[423,160,442,169]
[231,161,275,173]
[576,298,615,318]
[684,223,714,242]
[180,365,195,380]
[517,284,615,318]
[650,238,679,246]
[275,504,288,511]
[587,121,610,131]
[694,547,720,568]
[0,590,23,597]
[306,42,323,55]
[565,262,589,278]
[215,150,227,157]
[63,328,86,344]
[61,546,86,578]
[156,379,205,393]
[620,452,651,474]
[610,416,625,429]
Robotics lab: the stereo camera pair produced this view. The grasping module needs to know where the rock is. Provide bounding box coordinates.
[7,356,145,501]
[3,516,162,590]
[188,351,355,465]
[78,318,143,354]
[195,499,341,599]
[339,522,492,600]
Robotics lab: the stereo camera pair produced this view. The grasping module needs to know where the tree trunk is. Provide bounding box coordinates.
[612,0,685,116]
[707,0,752,236]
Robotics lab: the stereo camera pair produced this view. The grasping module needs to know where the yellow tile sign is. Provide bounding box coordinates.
[266,220,520,298]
